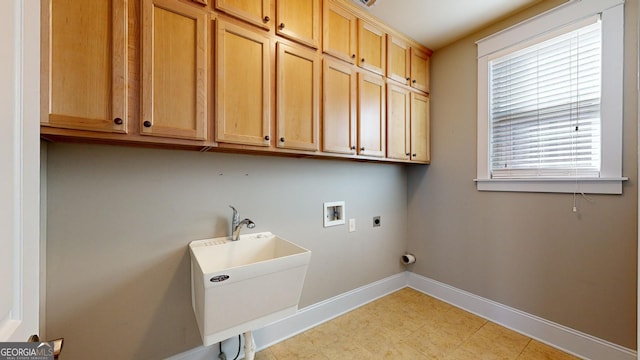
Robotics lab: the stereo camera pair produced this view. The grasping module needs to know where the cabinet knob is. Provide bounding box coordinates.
[280,137,285,142]
[406,152,410,156]
[412,153,417,157]
[351,54,356,59]
[113,117,123,125]
[263,16,270,22]
[361,58,365,63]
[279,23,285,30]
[264,135,270,141]
[143,120,152,128]
[412,79,417,84]
[351,146,356,150]
[406,77,410,81]
[360,147,365,151]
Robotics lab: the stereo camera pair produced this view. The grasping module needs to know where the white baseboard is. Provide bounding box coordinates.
[407,272,637,360]
[169,271,636,360]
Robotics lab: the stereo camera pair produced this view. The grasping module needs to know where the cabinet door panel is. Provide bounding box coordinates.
[357,72,385,157]
[387,83,410,160]
[216,20,271,146]
[411,92,430,163]
[322,1,356,63]
[357,19,385,76]
[410,47,430,93]
[277,42,320,151]
[44,0,127,133]
[215,0,270,29]
[141,0,207,140]
[322,58,356,154]
[387,34,409,85]
[277,0,320,48]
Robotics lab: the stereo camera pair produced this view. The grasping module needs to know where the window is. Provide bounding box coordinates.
[475,0,625,194]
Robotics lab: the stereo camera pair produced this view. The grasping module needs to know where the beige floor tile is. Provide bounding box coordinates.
[517,340,581,360]
[449,322,529,360]
[260,290,579,360]
[255,348,278,360]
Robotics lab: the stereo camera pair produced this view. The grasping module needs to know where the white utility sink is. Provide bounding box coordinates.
[189,232,311,346]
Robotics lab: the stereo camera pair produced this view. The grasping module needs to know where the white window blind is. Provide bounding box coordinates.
[489,19,602,179]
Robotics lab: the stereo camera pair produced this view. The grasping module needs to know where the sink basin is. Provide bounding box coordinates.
[189,232,311,346]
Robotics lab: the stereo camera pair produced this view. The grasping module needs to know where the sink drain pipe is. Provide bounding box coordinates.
[243,331,256,360]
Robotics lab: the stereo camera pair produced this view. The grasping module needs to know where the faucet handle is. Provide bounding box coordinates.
[229,205,238,221]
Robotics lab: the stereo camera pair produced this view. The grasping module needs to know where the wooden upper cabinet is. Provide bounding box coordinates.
[387,34,410,86]
[323,58,356,154]
[386,83,410,160]
[410,47,430,93]
[216,20,271,146]
[322,1,356,63]
[42,0,127,133]
[357,72,385,157]
[215,0,271,30]
[276,42,320,151]
[276,0,320,49]
[411,92,430,163]
[141,0,207,140]
[357,19,386,76]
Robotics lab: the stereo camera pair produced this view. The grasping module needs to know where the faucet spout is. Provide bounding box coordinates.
[229,206,255,240]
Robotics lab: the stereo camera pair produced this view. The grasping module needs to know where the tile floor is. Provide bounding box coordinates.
[255,288,581,359]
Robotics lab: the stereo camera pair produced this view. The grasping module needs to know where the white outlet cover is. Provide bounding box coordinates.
[323,201,346,227]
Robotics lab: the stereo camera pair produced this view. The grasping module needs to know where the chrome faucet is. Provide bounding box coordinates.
[229,205,256,241]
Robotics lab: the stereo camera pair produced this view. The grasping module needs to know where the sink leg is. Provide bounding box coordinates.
[243,331,255,360]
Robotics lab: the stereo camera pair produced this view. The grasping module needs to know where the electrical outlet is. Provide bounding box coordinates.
[373,216,381,227]
[349,218,356,232]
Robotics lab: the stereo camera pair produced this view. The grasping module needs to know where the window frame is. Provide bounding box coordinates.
[475,0,626,194]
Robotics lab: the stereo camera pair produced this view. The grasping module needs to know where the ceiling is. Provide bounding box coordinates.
[360,0,544,50]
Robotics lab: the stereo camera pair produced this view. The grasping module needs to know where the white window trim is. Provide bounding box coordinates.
[475,0,627,194]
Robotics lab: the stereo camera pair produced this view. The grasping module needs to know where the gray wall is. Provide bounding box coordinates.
[44,143,407,359]
[407,0,638,350]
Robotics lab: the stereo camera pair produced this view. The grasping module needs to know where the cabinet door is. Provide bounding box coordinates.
[215,0,271,30]
[411,92,430,163]
[42,0,127,133]
[410,47,430,93]
[357,72,385,157]
[141,0,207,140]
[277,0,320,49]
[322,1,356,64]
[216,20,271,146]
[323,58,356,154]
[387,34,410,85]
[357,19,385,76]
[386,83,410,160]
[276,42,320,151]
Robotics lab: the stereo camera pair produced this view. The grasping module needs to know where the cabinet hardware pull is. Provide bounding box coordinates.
[264,135,270,141]
[279,23,285,30]
[406,77,410,81]
[280,137,285,142]
[360,147,365,151]
[351,146,356,150]
[143,121,152,128]
[351,54,356,59]
[114,117,123,125]
[412,79,417,83]
[263,16,270,22]
[361,58,365,63]
[412,153,417,157]
[406,153,410,156]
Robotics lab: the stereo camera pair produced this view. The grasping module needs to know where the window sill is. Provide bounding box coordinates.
[474,177,628,194]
